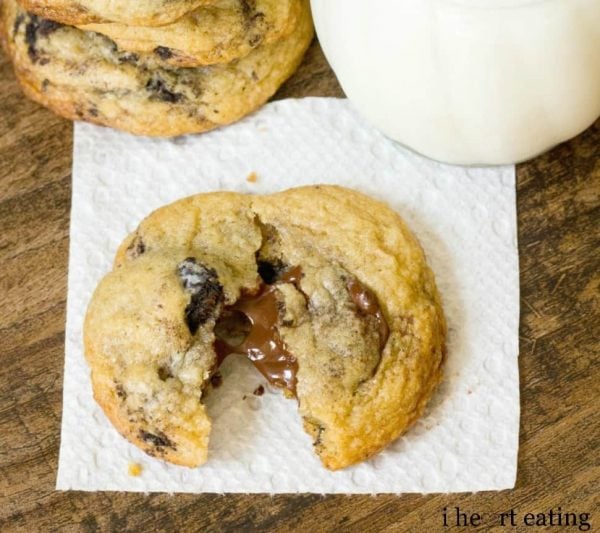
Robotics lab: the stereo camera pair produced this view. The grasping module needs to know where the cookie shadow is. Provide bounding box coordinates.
[392,204,468,433]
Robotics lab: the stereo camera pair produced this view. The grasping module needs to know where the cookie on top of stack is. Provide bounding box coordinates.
[0,0,313,136]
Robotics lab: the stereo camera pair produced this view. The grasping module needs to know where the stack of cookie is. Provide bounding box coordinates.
[0,0,313,136]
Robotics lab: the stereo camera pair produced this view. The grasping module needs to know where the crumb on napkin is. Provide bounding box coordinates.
[128,463,143,477]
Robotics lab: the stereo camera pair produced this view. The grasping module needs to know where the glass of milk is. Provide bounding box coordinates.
[311,0,600,165]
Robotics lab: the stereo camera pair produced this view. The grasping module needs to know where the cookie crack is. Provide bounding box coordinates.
[202,215,306,397]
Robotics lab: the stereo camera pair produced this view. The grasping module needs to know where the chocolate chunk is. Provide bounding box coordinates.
[177,258,223,334]
[138,430,176,450]
[257,260,285,284]
[346,277,390,352]
[146,77,184,104]
[154,46,173,60]
[253,385,264,396]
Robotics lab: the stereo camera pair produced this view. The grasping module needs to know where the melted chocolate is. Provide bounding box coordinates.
[346,278,390,351]
[215,267,301,395]
[213,267,389,396]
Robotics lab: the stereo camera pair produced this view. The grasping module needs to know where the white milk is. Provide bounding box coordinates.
[312,0,600,164]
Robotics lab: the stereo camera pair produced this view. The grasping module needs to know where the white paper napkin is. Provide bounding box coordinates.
[57,97,519,494]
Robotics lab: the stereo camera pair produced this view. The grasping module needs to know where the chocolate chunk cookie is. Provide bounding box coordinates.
[84,186,446,469]
[78,0,304,68]
[0,0,313,136]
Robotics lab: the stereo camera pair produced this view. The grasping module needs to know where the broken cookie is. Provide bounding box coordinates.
[84,185,446,469]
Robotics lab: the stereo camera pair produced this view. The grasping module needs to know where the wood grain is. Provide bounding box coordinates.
[1,36,599,533]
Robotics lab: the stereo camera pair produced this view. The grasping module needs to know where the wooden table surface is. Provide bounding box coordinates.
[1,36,599,532]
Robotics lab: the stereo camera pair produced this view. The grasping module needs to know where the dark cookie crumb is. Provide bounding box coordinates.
[253,385,264,396]
[126,234,146,259]
[157,366,172,381]
[23,15,62,63]
[398,315,414,335]
[38,19,62,37]
[138,429,176,450]
[248,35,262,47]
[146,76,184,104]
[118,52,139,65]
[13,14,25,37]
[177,258,224,334]
[304,417,325,447]
[240,0,253,18]
[24,17,38,61]
[247,13,266,48]
[210,372,223,388]
[154,46,174,60]
[115,383,127,400]
[313,425,324,447]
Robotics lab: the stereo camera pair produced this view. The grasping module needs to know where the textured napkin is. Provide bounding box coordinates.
[57,98,519,494]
